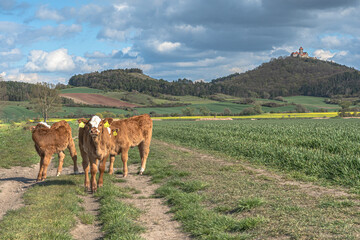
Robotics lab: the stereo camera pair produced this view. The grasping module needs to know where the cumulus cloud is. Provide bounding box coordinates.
[24,48,75,72]
[313,49,348,60]
[156,41,181,52]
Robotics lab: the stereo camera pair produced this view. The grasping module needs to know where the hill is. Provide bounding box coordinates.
[68,59,360,98]
[212,57,360,98]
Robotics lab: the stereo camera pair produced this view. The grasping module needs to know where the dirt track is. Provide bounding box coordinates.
[60,93,139,108]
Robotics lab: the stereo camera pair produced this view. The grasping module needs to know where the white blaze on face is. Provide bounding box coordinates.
[89,115,101,132]
[107,127,111,135]
[39,122,50,128]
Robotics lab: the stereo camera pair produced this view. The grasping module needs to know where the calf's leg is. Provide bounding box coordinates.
[90,160,98,193]
[108,155,115,175]
[68,140,79,174]
[121,149,129,177]
[56,151,65,176]
[138,141,150,175]
[41,154,52,181]
[82,153,90,191]
[37,155,45,182]
[98,155,108,188]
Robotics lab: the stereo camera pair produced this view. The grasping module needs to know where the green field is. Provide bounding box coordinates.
[153,119,360,187]
[1,119,359,239]
[0,95,342,122]
[283,96,339,110]
[60,87,103,94]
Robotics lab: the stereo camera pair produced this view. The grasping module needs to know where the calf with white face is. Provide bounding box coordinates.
[78,116,114,193]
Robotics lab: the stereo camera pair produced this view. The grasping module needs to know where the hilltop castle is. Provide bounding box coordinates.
[291,47,309,58]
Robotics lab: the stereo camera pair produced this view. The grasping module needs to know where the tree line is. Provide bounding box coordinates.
[68,58,360,98]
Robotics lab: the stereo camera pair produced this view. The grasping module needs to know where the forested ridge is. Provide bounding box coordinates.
[2,57,360,102]
[68,58,360,98]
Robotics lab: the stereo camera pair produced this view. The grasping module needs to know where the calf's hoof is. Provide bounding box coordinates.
[56,172,61,177]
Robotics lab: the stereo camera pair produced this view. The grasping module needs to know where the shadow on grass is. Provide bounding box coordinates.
[0,177,35,184]
[36,179,76,186]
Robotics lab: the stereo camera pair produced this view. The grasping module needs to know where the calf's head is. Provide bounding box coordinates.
[88,116,114,138]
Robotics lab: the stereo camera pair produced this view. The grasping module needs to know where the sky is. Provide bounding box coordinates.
[1,0,360,84]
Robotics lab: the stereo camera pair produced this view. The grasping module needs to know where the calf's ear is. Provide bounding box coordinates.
[77,118,87,123]
[104,118,114,125]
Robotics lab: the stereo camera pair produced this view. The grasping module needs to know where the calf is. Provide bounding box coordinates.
[31,121,78,181]
[78,116,114,192]
[108,114,153,177]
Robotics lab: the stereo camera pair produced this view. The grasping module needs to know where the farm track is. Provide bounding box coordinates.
[71,195,103,240]
[0,160,75,221]
[119,164,191,240]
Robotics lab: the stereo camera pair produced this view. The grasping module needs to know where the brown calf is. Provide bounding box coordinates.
[78,116,114,192]
[108,114,153,177]
[31,121,78,181]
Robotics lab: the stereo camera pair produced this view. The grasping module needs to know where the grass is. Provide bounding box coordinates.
[0,175,82,240]
[0,124,39,168]
[150,139,360,239]
[60,87,103,94]
[283,96,340,110]
[1,119,360,239]
[152,119,360,187]
[94,174,145,240]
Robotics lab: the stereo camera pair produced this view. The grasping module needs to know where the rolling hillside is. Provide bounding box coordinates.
[212,57,360,97]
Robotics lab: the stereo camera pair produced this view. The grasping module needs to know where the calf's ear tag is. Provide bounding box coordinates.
[113,131,117,136]
[79,122,85,128]
[104,121,110,128]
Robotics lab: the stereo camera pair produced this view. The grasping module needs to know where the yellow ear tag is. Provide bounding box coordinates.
[79,122,85,128]
[104,121,110,128]
[113,131,117,136]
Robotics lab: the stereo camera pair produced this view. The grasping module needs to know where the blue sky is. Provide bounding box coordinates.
[1,0,360,84]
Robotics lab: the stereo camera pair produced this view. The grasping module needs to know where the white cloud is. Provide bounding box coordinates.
[24,48,75,72]
[175,24,206,33]
[0,48,22,61]
[174,56,225,67]
[5,72,40,83]
[313,49,348,61]
[156,41,181,52]
[35,5,64,22]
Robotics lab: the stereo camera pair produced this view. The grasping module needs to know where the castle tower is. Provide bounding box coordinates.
[299,47,303,55]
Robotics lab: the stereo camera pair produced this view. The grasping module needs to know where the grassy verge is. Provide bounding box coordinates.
[95,174,145,240]
[148,140,360,239]
[0,124,39,168]
[136,142,264,239]
[152,119,360,187]
[0,175,83,239]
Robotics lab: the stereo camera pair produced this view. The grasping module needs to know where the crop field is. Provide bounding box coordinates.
[153,119,360,187]
[60,87,103,94]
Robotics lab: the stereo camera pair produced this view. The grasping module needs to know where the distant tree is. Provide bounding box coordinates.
[181,107,195,116]
[223,108,232,115]
[30,83,62,122]
[199,106,210,116]
[0,75,7,101]
[295,104,308,113]
[339,101,352,110]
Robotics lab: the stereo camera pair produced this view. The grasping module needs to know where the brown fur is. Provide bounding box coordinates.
[78,117,114,192]
[109,114,153,177]
[31,121,78,181]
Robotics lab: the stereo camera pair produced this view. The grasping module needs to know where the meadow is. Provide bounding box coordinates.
[153,119,360,187]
